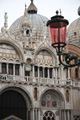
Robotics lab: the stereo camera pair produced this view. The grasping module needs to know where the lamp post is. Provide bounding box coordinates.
[47,11,80,68]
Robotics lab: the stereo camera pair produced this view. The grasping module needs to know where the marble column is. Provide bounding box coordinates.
[59,109,61,120]
[20,64,22,76]
[59,68,60,79]
[43,67,44,78]
[0,63,2,73]
[7,63,8,74]
[55,68,57,80]
[38,67,39,82]
[38,109,40,120]
[48,68,49,79]
[35,109,38,120]
[68,68,70,80]
[61,66,64,80]
[33,65,34,77]
[33,65,35,82]
[32,108,34,120]
[64,110,66,120]
[67,110,70,120]
[13,64,15,80]
[22,63,25,76]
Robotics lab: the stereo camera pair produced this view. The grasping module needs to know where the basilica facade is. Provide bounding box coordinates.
[0,1,80,120]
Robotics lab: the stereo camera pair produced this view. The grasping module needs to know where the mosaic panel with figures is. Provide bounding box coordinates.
[35,50,54,66]
[0,43,20,63]
[41,92,57,108]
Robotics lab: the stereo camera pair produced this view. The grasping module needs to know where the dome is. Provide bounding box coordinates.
[9,1,51,46]
[67,7,80,47]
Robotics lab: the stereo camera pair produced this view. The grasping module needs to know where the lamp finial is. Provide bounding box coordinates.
[56,10,59,15]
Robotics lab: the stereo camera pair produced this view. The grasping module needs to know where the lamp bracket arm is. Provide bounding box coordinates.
[58,54,80,68]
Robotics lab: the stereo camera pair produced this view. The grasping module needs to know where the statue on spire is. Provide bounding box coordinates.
[4,12,8,29]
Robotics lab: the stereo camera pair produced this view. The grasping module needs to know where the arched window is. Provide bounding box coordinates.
[8,64,13,75]
[43,111,55,120]
[44,67,48,78]
[15,64,20,75]
[50,68,52,78]
[40,67,43,77]
[2,63,7,73]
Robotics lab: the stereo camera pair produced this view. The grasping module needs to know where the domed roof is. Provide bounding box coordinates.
[9,1,51,46]
[67,7,80,47]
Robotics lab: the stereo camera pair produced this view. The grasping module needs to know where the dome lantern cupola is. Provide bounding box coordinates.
[27,0,38,14]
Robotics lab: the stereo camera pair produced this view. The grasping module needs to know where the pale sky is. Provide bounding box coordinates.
[0,0,80,30]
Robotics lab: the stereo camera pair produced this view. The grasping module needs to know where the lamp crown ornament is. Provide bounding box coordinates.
[47,11,80,68]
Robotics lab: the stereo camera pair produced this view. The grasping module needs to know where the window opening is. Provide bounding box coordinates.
[2,63,7,74]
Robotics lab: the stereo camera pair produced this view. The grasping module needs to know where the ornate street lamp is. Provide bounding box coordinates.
[47,11,80,68]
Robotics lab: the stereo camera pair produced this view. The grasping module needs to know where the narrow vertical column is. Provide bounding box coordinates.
[0,63,1,73]
[20,64,23,80]
[22,63,25,81]
[61,65,63,80]
[35,109,38,120]
[31,30,32,48]
[59,67,60,79]
[32,108,34,120]
[53,68,55,84]
[61,110,64,120]
[64,110,66,120]
[33,65,35,77]
[67,110,70,120]
[23,63,25,76]
[59,109,61,120]
[48,68,49,79]
[38,67,39,82]
[68,68,70,80]
[33,65,35,82]
[38,109,40,120]
[13,64,15,80]
[55,68,57,80]
[20,64,22,76]
[53,68,55,78]
[7,63,8,74]
[43,67,44,78]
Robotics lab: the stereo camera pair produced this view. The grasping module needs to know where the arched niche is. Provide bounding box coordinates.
[0,39,24,62]
[40,89,64,109]
[0,43,21,63]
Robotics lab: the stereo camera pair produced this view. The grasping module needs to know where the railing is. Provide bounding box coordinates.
[0,74,80,87]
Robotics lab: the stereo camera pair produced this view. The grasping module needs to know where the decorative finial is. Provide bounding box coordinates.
[31,0,33,2]
[60,9,62,15]
[56,10,59,15]
[78,6,80,16]
[4,12,8,29]
[25,4,27,8]
[24,4,27,17]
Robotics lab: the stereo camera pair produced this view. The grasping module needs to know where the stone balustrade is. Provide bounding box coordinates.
[0,74,80,88]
